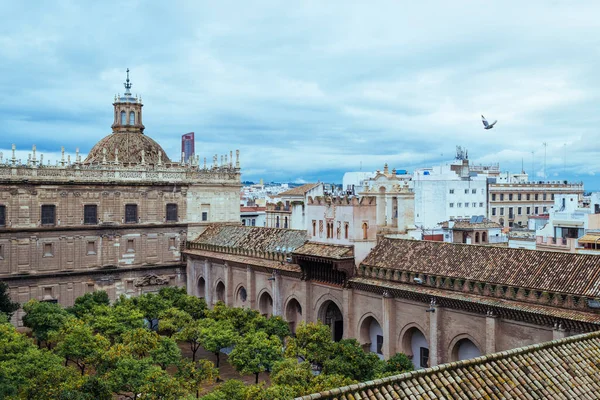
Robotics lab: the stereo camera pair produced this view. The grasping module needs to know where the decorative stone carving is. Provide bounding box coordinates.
[134,274,170,287]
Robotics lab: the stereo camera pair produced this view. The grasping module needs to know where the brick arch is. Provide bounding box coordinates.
[357,312,383,355]
[284,296,303,334]
[447,333,483,362]
[398,322,428,359]
[234,283,248,307]
[313,292,343,321]
[214,279,225,303]
[196,275,206,298]
[257,288,274,317]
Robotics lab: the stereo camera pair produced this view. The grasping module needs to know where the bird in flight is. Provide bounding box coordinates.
[481,115,497,130]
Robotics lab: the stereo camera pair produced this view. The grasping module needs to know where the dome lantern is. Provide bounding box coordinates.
[111,68,145,134]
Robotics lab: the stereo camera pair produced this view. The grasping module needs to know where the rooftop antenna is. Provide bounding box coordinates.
[543,142,547,180]
[521,158,524,174]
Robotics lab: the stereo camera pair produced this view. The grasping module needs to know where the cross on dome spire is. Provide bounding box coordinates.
[124,68,132,94]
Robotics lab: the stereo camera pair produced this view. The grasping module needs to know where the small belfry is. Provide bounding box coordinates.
[111,68,145,134]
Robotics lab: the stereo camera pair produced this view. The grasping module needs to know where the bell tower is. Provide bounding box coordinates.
[111,68,145,134]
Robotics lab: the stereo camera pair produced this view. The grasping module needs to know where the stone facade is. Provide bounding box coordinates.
[184,225,600,368]
[0,72,241,325]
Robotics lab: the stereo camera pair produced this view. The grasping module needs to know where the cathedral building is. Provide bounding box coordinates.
[0,71,241,325]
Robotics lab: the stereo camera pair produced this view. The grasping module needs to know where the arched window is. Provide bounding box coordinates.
[475,232,480,243]
[312,220,316,236]
[362,222,368,240]
[120,110,126,125]
[129,111,135,125]
[284,216,288,229]
[276,216,280,228]
[482,232,487,243]
[344,223,349,239]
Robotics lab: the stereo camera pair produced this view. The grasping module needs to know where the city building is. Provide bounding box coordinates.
[185,225,600,368]
[440,217,506,245]
[240,205,266,227]
[413,156,488,230]
[181,132,195,162]
[488,179,584,228]
[265,183,324,230]
[1,72,241,325]
[305,195,377,265]
[342,171,375,195]
[535,193,600,253]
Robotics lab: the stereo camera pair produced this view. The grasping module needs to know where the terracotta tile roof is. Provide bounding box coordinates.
[294,242,354,260]
[184,249,301,273]
[351,277,600,325]
[191,224,307,252]
[296,330,600,400]
[278,183,321,197]
[240,206,266,212]
[361,238,600,297]
[441,218,502,229]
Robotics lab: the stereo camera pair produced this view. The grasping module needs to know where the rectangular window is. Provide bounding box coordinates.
[166,203,178,222]
[491,194,496,201]
[0,205,5,226]
[518,193,522,200]
[0,244,4,260]
[127,239,135,253]
[41,205,56,225]
[201,212,208,221]
[84,205,97,224]
[457,203,462,208]
[500,194,504,201]
[465,203,469,208]
[543,206,547,213]
[376,335,384,355]
[472,202,476,208]
[551,194,555,200]
[535,194,539,201]
[242,219,246,226]
[527,194,531,200]
[86,241,96,255]
[543,194,547,200]
[169,237,176,250]
[509,207,513,217]
[449,189,454,194]
[500,208,504,216]
[472,189,476,194]
[527,207,531,214]
[492,208,496,216]
[125,204,138,223]
[43,243,53,257]
[449,203,454,208]
[464,189,469,194]
[535,206,539,214]
[518,207,522,215]
[479,202,484,207]
[252,219,256,226]
[509,194,513,201]
[420,347,429,368]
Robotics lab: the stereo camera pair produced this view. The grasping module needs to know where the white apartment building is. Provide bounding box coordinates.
[413,159,488,229]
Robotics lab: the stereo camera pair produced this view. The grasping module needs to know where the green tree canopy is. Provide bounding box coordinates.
[285,321,334,367]
[197,318,237,368]
[158,307,192,337]
[384,352,414,375]
[174,319,204,362]
[0,282,19,320]
[67,291,110,318]
[322,338,385,381]
[22,299,70,347]
[228,331,283,384]
[49,318,110,375]
[150,336,182,370]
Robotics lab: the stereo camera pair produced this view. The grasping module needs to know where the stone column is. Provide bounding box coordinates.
[376,195,386,226]
[273,271,282,316]
[204,260,213,308]
[302,280,312,323]
[485,311,498,354]
[428,299,440,366]
[385,195,394,227]
[246,266,256,310]
[342,287,354,339]
[553,322,568,340]
[382,291,396,359]
[186,258,196,296]
[224,262,233,306]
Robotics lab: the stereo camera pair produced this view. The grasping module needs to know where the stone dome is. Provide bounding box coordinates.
[84,133,171,165]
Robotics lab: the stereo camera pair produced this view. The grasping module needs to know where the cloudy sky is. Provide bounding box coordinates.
[1,1,599,188]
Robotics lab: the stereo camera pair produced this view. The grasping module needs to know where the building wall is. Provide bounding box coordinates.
[187,256,571,367]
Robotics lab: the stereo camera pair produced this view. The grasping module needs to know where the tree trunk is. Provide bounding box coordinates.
[215,352,220,368]
[255,372,259,384]
[80,364,86,376]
